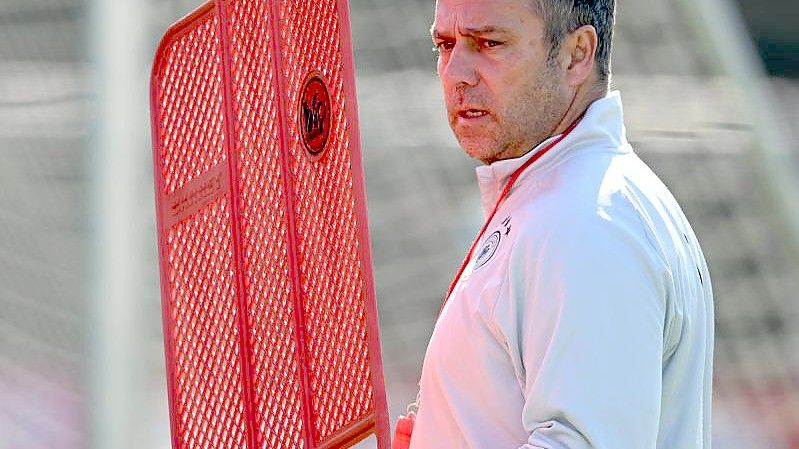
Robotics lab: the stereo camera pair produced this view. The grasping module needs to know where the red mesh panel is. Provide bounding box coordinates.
[227,0,305,447]
[153,5,249,449]
[276,0,375,443]
[166,195,248,449]
[151,1,389,448]
[156,8,227,195]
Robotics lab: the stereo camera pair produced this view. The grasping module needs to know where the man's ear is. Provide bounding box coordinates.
[565,25,598,87]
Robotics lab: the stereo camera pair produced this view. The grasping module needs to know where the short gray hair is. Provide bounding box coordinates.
[531,0,616,81]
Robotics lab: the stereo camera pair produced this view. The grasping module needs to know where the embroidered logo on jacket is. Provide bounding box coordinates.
[474,231,501,270]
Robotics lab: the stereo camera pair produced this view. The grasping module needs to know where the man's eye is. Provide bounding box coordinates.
[479,39,503,49]
[433,41,455,53]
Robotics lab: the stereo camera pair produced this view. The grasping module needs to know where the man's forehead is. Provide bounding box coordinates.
[432,0,535,35]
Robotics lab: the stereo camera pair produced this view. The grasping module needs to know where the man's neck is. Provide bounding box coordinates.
[479,82,609,166]
[551,82,608,136]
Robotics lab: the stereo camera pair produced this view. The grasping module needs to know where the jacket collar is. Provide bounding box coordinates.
[474,90,630,217]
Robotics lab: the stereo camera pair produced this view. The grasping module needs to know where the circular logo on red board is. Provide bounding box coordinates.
[299,75,331,157]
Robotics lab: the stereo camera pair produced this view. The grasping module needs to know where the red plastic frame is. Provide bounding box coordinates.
[149,1,390,448]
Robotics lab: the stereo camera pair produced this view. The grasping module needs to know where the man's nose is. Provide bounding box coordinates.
[440,44,479,88]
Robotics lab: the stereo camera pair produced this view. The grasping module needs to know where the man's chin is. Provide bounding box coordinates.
[457,138,500,164]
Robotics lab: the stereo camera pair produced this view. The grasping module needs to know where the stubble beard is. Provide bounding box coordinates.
[454,58,569,165]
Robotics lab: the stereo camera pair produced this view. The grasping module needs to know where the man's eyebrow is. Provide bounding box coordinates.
[459,26,511,36]
[431,25,511,39]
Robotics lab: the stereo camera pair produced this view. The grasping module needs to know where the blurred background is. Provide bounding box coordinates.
[1,0,798,448]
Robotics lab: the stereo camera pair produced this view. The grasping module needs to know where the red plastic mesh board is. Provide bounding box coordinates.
[149,2,389,448]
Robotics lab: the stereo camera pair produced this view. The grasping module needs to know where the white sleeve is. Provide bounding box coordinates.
[493,212,668,449]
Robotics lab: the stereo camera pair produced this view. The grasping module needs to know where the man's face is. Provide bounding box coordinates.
[432,0,571,164]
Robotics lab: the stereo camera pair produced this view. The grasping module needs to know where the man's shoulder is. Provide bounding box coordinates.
[518,149,641,214]
[510,149,674,255]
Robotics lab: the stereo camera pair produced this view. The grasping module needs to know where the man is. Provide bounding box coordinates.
[401,0,715,448]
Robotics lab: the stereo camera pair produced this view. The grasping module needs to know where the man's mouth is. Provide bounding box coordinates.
[457,109,490,120]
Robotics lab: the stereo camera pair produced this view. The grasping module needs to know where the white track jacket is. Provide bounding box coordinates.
[409,92,714,449]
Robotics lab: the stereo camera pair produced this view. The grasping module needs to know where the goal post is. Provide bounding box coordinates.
[673,0,799,260]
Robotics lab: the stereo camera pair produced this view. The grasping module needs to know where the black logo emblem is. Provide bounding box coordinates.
[299,75,331,157]
[474,231,501,270]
